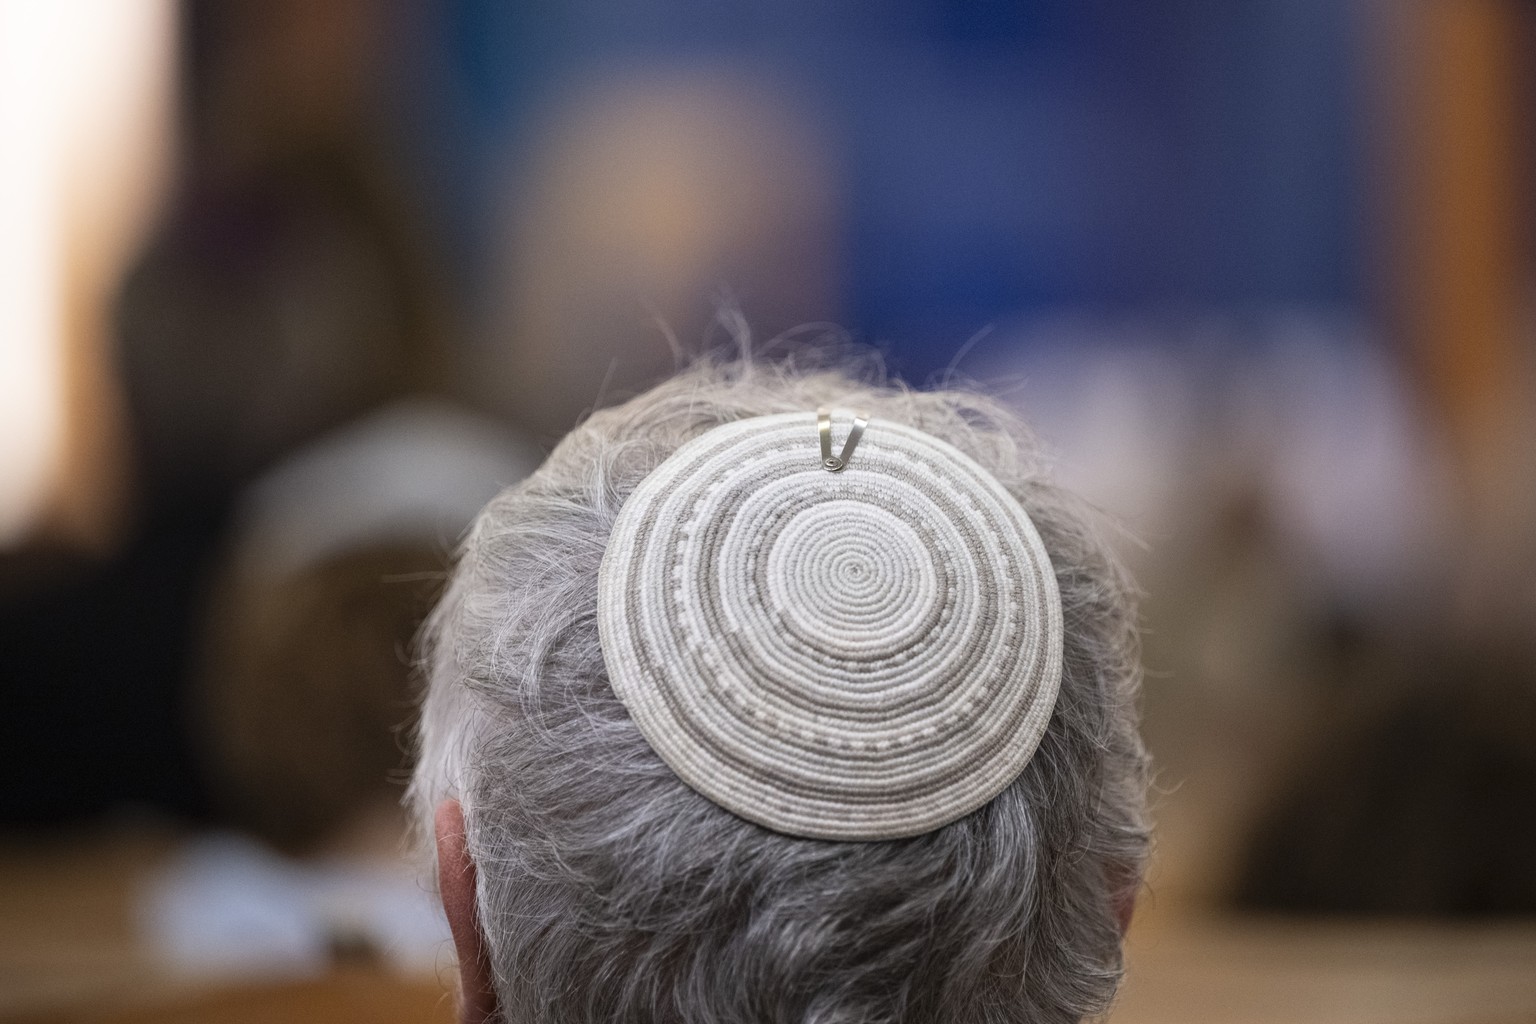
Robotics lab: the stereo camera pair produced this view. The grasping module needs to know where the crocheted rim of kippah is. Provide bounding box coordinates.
[598,410,1063,841]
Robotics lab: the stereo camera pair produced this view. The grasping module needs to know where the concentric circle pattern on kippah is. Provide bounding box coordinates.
[597,410,1063,841]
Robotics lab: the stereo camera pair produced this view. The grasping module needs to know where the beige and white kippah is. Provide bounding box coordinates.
[597,410,1063,841]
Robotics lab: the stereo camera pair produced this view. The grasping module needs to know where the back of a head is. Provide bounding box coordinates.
[410,355,1149,1024]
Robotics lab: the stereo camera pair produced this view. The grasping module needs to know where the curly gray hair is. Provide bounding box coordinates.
[409,355,1149,1024]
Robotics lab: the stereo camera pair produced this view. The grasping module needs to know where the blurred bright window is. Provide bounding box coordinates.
[0,0,173,546]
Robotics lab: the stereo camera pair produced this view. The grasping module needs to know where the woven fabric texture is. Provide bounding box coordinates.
[597,410,1063,840]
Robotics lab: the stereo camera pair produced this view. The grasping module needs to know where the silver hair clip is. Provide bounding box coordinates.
[818,408,869,472]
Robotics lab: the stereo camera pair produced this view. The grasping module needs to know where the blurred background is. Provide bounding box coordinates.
[3,0,1535,1021]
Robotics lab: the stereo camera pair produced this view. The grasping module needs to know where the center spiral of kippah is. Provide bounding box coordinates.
[597,410,1063,840]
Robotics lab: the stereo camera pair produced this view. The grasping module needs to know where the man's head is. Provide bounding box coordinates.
[410,358,1149,1024]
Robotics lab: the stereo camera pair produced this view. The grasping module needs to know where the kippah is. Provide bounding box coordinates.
[597,410,1063,840]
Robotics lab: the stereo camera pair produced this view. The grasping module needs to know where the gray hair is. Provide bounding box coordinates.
[409,354,1149,1024]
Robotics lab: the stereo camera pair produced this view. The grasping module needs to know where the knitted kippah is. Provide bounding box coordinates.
[597,410,1063,840]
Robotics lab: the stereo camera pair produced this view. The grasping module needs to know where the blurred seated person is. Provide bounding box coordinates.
[199,402,537,852]
[410,356,1149,1024]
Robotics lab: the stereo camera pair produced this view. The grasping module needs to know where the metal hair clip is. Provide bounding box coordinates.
[817,408,870,472]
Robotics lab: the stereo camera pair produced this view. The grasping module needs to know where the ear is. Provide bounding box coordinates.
[1114,886,1137,936]
[436,799,499,1024]
[1106,860,1140,936]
